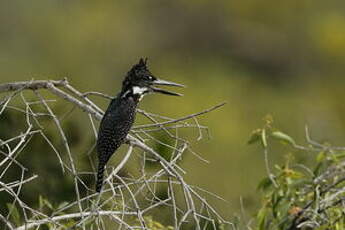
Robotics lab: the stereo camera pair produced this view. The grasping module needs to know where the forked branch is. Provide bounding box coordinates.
[0,79,229,230]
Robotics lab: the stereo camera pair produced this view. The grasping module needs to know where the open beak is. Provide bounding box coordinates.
[150,79,185,96]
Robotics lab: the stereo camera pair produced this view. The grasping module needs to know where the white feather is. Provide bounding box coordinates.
[132,86,148,95]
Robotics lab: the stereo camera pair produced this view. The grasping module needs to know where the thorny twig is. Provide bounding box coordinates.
[0,79,229,230]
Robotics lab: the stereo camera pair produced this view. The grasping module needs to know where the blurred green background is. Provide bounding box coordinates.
[1,0,345,221]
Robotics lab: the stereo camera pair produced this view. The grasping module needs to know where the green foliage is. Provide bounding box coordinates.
[141,216,173,230]
[249,121,345,230]
[6,203,21,226]
[248,115,296,149]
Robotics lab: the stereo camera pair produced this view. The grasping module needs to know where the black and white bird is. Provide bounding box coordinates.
[96,58,184,192]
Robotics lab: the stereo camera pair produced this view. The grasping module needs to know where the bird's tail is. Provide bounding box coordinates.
[96,163,105,193]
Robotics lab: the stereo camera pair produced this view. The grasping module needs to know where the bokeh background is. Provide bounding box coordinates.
[1,0,345,222]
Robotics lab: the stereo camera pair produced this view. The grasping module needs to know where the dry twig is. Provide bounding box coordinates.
[0,79,229,230]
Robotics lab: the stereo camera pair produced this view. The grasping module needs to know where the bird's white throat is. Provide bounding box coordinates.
[132,86,149,101]
[132,86,148,95]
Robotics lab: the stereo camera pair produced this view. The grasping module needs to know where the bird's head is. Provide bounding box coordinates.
[121,58,184,99]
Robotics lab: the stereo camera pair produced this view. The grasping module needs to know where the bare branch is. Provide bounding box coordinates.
[0,79,230,230]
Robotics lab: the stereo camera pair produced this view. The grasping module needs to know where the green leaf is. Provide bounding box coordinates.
[39,195,43,208]
[257,177,272,191]
[257,208,268,230]
[271,131,295,146]
[57,201,69,210]
[248,129,262,145]
[316,152,326,162]
[261,129,268,148]
[43,199,53,210]
[39,195,53,210]
[6,203,21,225]
[335,151,345,159]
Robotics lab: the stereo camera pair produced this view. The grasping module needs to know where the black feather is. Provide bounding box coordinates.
[95,58,183,192]
[96,96,138,192]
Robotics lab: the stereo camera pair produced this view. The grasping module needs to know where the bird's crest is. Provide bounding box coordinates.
[123,58,149,86]
[138,57,148,67]
[132,57,148,71]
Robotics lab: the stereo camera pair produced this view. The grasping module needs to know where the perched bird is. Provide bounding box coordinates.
[96,58,184,192]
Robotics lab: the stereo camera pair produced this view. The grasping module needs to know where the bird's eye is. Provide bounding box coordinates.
[146,75,153,80]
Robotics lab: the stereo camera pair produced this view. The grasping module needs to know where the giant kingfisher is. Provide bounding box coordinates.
[96,58,184,192]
